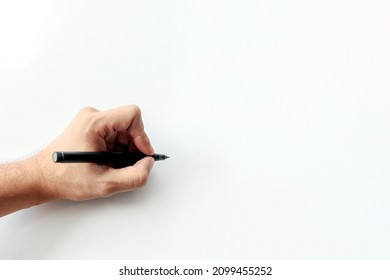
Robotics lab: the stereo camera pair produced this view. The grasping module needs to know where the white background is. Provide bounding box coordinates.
[0,0,389,259]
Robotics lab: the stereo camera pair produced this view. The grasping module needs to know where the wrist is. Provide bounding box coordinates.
[24,153,59,203]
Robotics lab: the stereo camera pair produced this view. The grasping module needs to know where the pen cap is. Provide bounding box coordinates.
[52,152,64,163]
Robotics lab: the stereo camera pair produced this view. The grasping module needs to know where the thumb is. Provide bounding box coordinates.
[103,157,154,195]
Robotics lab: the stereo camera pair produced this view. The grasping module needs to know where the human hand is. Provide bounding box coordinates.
[33,105,155,201]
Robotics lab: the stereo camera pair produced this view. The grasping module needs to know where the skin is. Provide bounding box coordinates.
[0,105,155,218]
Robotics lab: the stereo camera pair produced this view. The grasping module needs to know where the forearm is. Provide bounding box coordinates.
[0,157,55,217]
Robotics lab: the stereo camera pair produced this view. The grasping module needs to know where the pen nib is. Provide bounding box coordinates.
[153,154,170,161]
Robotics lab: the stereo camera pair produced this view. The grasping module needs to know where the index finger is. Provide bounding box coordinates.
[100,105,154,155]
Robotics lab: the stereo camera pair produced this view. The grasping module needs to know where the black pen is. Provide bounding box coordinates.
[52,151,169,169]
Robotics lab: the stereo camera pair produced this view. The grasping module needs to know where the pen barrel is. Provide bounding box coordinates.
[110,152,148,168]
[53,152,168,168]
[53,152,148,168]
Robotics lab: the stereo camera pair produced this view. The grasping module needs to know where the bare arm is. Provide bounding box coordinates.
[0,158,54,217]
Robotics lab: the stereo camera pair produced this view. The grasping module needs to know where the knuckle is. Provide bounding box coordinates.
[83,113,102,137]
[79,106,98,114]
[73,107,102,137]
[134,170,148,188]
[128,104,141,115]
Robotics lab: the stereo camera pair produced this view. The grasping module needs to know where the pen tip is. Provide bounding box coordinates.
[153,154,170,161]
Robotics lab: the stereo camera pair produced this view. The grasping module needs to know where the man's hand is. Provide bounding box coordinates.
[36,105,155,201]
[0,105,155,217]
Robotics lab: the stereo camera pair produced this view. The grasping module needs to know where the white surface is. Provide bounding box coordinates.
[0,0,389,259]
